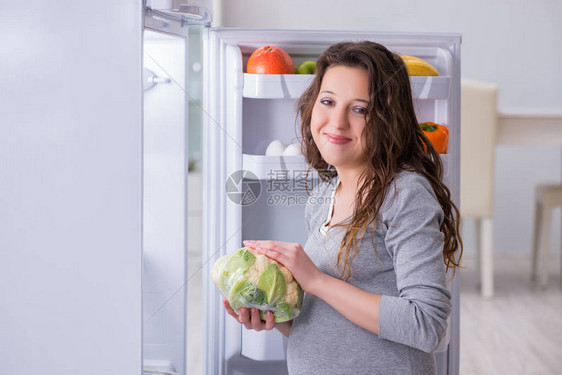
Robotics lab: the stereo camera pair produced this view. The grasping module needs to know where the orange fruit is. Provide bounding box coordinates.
[247,46,295,74]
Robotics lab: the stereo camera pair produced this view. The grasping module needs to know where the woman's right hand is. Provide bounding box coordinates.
[223,298,275,331]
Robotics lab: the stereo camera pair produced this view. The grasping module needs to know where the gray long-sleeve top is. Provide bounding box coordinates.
[286,171,452,375]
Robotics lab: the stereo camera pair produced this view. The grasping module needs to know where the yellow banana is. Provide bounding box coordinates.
[400,55,439,76]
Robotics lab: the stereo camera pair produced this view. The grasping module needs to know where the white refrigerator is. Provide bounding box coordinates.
[0,2,460,374]
[199,28,461,375]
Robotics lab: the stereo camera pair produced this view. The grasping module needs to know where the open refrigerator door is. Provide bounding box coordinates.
[203,29,461,375]
[143,2,210,374]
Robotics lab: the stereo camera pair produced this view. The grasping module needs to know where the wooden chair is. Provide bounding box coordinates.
[531,184,562,287]
[460,79,499,299]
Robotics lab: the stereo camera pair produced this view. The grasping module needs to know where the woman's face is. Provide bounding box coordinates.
[311,65,370,170]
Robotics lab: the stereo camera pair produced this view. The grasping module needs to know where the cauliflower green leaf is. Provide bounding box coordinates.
[257,264,286,306]
[229,280,267,310]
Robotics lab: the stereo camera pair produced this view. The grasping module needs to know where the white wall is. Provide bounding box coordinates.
[215,0,562,254]
[216,0,562,111]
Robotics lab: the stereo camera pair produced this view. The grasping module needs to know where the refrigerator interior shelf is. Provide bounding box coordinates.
[243,73,450,100]
[242,154,316,180]
[440,153,451,181]
[242,73,315,99]
[410,76,451,99]
[243,153,450,181]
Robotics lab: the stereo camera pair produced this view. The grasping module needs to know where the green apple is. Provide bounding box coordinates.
[295,60,316,74]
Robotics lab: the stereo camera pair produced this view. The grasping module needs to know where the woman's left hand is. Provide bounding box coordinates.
[243,240,324,295]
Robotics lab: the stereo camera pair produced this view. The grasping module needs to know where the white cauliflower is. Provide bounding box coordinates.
[279,265,294,284]
[244,251,271,285]
[285,281,299,306]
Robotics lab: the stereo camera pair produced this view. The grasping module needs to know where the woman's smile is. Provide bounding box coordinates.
[324,132,352,145]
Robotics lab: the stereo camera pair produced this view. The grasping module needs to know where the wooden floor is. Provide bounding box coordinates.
[459,252,562,375]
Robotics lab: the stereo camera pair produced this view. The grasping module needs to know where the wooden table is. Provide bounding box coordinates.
[497,112,562,146]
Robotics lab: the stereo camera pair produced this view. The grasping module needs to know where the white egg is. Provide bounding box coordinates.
[265,140,285,156]
[282,143,302,156]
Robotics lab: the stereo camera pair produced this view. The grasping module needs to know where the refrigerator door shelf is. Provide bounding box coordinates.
[243,154,319,180]
[243,73,450,100]
[143,359,176,374]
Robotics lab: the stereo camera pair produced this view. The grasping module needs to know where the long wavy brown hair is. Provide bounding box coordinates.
[297,41,463,280]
